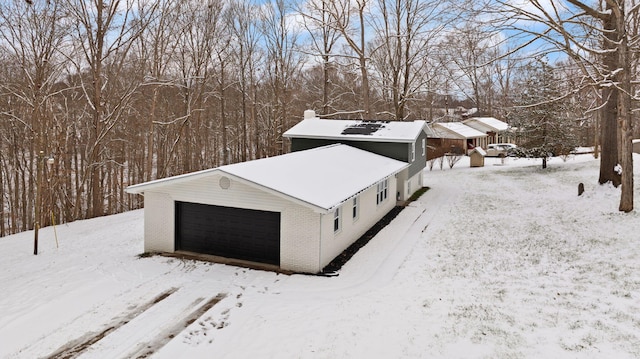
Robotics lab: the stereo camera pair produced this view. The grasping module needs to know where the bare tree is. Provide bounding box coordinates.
[0,0,68,233]
[169,0,223,172]
[486,0,637,212]
[368,0,454,120]
[441,22,501,116]
[132,0,181,182]
[63,0,154,217]
[492,46,519,119]
[323,0,372,118]
[227,0,262,161]
[260,0,304,154]
[298,0,343,116]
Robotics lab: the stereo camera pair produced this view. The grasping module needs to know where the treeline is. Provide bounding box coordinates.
[0,0,614,236]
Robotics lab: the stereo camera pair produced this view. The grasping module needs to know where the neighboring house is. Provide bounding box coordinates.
[283,110,428,202]
[633,139,640,154]
[126,144,408,274]
[425,122,488,157]
[463,117,511,145]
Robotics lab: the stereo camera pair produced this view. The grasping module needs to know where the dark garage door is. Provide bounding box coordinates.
[175,202,281,265]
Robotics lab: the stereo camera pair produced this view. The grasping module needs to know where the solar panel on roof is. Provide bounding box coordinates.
[341,122,385,135]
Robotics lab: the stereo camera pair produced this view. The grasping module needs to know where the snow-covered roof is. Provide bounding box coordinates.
[283,118,427,143]
[426,122,488,139]
[463,117,509,133]
[471,147,487,156]
[126,144,408,212]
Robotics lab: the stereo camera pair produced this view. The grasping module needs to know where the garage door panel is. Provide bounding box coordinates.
[176,202,280,265]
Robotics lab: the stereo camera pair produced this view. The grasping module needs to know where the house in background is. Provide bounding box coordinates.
[425,122,488,158]
[283,110,428,203]
[126,144,407,274]
[463,117,510,144]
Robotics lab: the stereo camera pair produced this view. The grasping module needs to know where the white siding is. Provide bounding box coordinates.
[319,177,398,269]
[142,172,322,273]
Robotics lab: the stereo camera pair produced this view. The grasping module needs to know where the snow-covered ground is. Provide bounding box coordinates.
[1,154,638,359]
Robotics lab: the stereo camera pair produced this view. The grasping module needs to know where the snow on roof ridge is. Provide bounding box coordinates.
[433,122,488,139]
[463,117,509,131]
[220,144,408,211]
[127,144,408,212]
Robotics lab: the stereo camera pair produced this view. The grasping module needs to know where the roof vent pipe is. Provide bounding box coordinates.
[304,110,317,119]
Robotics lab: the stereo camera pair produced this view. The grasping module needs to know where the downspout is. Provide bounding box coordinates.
[318,214,322,273]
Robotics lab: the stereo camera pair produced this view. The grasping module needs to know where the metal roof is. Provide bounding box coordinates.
[126,144,408,213]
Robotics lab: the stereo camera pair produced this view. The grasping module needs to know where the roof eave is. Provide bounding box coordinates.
[323,163,409,212]
[125,168,220,194]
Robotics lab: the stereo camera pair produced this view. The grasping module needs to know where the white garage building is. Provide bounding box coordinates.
[126,144,407,273]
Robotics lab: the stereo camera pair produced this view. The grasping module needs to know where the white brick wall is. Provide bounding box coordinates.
[142,172,323,273]
[396,168,424,202]
[407,171,424,198]
[319,176,398,269]
[395,168,409,202]
[281,205,321,273]
[143,191,174,253]
[141,171,403,273]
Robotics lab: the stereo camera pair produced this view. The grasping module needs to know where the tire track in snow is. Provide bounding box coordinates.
[331,176,462,292]
[70,289,228,359]
[46,287,179,359]
[128,293,227,359]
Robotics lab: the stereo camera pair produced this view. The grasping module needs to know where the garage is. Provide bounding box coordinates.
[175,202,281,265]
[126,144,409,273]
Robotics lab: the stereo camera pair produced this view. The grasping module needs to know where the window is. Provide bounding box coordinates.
[352,197,359,220]
[376,179,389,205]
[421,138,426,156]
[411,143,416,162]
[334,207,341,232]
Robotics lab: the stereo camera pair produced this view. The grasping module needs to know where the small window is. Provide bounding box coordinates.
[334,207,341,232]
[384,179,388,199]
[411,143,416,162]
[421,138,426,156]
[376,179,389,205]
[352,197,359,220]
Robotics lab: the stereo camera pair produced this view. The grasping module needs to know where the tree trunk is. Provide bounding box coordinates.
[0,149,4,237]
[598,3,621,187]
[358,3,370,119]
[221,60,229,165]
[616,3,633,212]
[146,88,158,181]
[323,53,330,116]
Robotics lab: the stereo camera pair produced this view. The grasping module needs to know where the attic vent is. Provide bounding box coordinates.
[219,176,231,189]
[341,122,385,135]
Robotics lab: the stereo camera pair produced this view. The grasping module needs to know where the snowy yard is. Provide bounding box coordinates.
[1,154,638,359]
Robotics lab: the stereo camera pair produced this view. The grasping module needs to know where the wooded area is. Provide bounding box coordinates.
[1,0,638,237]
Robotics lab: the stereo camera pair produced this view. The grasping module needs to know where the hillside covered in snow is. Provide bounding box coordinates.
[1,154,638,359]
